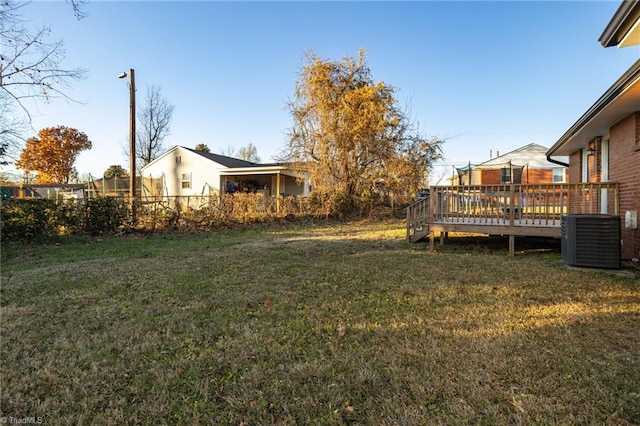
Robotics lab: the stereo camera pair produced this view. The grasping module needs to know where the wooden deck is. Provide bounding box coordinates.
[406,183,619,255]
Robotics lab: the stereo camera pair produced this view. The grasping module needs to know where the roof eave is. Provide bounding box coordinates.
[547,59,640,157]
[599,0,640,47]
[219,166,286,175]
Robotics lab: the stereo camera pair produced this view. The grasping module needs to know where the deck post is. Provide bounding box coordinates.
[509,184,516,225]
[508,184,516,257]
[406,205,411,242]
[429,188,436,224]
[429,189,436,251]
[276,172,281,214]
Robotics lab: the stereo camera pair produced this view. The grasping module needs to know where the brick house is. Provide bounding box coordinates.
[454,143,566,185]
[547,1,640,260]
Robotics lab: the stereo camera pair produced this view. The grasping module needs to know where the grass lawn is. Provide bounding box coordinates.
[1,219,639,425]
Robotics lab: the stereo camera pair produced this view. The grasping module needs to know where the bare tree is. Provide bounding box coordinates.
[67,0,89,20]
[237,143,260,163]
[0,0,87,167]
[219,144,235,157]
[0,1,87,119]
[135,85,174,170]
[0,95,27,166]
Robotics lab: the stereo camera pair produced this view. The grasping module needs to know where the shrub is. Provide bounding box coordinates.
[56,201,85,235]
[0,197,129,241]
[0,198,58,242]
[0,193,400,241]
[84,197,128,235]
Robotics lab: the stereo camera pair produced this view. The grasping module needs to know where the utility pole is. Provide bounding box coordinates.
[119,69,136,221]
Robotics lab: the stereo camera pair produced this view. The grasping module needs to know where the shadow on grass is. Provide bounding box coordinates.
[413,234,562,256]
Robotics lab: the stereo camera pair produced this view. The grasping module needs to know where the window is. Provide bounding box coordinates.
[501,167,511,183]
[176,156,181,164]
[181,173,191,189]
[553,167,565,183]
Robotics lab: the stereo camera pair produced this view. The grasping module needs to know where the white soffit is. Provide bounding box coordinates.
[619,18,640,48]
[557,73,640,156]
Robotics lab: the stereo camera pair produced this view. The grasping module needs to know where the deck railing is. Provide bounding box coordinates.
[406,196,431,241]
[407,183,619,241]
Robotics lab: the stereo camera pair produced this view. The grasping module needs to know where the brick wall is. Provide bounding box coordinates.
[480,169,501,184]
[609,112,640,260]
[480,168,556,184]
[568,151,582,183]
[524,168,554,184]
[587,138,602,183]
[565,115,639,259]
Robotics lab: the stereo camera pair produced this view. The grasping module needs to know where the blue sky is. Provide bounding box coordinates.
[13,1,640,181]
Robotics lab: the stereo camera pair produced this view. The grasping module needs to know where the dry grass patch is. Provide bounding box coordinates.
[1,220,639,425]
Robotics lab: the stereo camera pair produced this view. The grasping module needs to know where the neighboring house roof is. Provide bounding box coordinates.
[142,145,308,179]
[547,59,640,157]
[599,0,640,48]
[184,147,257,168]
[142,145,258,171]
[476,143,565,169]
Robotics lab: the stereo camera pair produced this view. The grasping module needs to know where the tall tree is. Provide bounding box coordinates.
[281,49,442,208]
[135,85,174,170]
[194,143,210,152]
[237,143,260,163]
[15,126,92,183]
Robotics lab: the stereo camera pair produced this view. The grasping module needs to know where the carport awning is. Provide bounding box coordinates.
[219,165,306,179]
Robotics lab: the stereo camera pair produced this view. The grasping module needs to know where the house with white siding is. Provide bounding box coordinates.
[141,146,309,200]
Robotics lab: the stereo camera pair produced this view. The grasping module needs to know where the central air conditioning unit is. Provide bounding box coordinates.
[561,214,621,269]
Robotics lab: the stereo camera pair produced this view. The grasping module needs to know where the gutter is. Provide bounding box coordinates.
[546,154,569,168]
[546,58,640,158]
[599,0,640,47]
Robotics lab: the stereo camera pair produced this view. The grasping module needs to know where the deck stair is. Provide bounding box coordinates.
[406,196,430,242]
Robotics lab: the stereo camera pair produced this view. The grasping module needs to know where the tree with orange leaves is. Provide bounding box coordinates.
[16,126,92,183]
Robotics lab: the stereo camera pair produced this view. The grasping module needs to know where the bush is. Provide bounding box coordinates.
[84,197,128,235]
[0,193,400,241]
[0,198,58,242]
[0,197,129,241]
[56,201,85,235]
